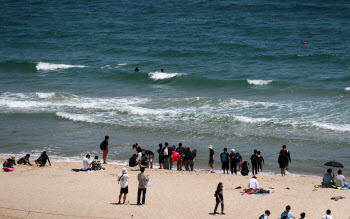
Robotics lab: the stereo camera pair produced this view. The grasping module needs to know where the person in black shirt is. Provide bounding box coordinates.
[213,182,224,215]
[35,151,51,167]
[176,143,185,171]
[282,145,291,171]
[250,149,258,175]
[129,154,138,167]
[143,149,154,169]
[229,149,242,174]
[17,154,32,166]
[208,145,215,173]
[183,147,195,171]
[168,145,174,170]
[278,150,286,176]
[257,151,264,172]
[134,67,139,72]
[3,155,16,168]
[157,144,164,169]
[240,161,250,176]
[100,135,109,164]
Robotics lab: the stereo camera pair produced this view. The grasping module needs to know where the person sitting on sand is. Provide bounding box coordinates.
[334,169,348,188]
[83,154,92,170]
[299,212,306,219]
[17,154,32,166]
[3,155,16,168]
[240,161,250,176]
[213,182,225,215]
[129,154,138,167]
[247,175,260,190]
[281,205,295,219]
[118,168,129,204]
[322,168,334,187]
[35,151,51,167]
[322,209,332,219]
[91,156,104,170]
[259,210,271,219]
[278,150,286,176]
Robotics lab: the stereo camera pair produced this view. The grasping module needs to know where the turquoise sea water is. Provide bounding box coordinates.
[1,0,350,175]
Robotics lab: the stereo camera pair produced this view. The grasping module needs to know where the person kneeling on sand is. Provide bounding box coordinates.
[213,182,225,215]
[129,154,138,167]
[118,168,129,204]
[35,151,51,167]
[240,161,250,176]
[3,155,16,168]
[17,154,32,166]
[91,156,104,170]
[248,175,260,190]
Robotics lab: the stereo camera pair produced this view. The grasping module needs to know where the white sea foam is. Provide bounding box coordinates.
[247,79,273,85]
[345,87,350,91]
[35,92,56,99]
[56,112,98,123]
[148,71,186,80]
[312,122,350,132]
[36,62,86,71]
[234,116,274,124]
[118,63,127,66]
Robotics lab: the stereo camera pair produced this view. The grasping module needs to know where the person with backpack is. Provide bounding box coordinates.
[257,151,264,172]
[250,149,258,175]
[278,150,287,176]
[282,145,291,171]
[100,135,109,164]
[259,210,271,219]
[281,205,295,219]
[220,148,230,174]
[322,209,333,219]
[213,182,225,215]
[118,168,129,204]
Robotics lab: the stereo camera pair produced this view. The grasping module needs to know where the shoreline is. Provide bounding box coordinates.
[1,161,348,218]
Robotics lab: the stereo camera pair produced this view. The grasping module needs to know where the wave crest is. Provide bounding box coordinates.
[148,71,186,80]
[247,79,273,85]
[36,62,87,71]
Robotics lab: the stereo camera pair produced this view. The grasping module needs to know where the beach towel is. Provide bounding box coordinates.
[71,168,90,172]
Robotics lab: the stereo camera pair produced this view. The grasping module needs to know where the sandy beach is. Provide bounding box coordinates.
[0,161,348,219]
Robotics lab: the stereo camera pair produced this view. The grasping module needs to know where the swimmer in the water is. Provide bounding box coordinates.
[135,67,139,72]
[161,68,164,72]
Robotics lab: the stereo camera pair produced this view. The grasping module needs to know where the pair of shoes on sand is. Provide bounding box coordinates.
[213,212,225,215]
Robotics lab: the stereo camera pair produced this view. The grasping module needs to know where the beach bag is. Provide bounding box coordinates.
[221,152,228,162]
[281,211,288,218]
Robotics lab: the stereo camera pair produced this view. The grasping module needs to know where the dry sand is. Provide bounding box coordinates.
[0,161,348,219]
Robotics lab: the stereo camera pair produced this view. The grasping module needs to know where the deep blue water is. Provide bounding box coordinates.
[1,0,350,175]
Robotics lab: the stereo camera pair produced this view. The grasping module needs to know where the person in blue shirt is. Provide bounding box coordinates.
[322,169,334,187]
[176,143,185,171]
[220,148,230,174]
[281,205,295,219]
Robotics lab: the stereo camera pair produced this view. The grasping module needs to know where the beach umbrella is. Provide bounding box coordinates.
[324,161,344,168]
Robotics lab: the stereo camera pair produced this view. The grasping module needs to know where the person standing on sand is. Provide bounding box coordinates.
[322,209,333,219]
[137,167,149,205]
[163,142,170,169]
[257,151,264,172]
[213,182,225,215]
[208,145,215,173]
[157,144,164,169]
[250,149,258,175]
[282,145,291,171]
[176,143,185,171]
[220,148,230,174]
[118,168,129,205]
[100,136,109,164]
[278,150,286,176]
[168,144,174,170]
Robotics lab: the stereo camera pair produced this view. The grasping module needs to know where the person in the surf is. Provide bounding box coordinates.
[135,67,139,72]
[160,68,164,72]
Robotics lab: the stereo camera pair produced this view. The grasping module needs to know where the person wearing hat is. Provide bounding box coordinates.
[247,175,260,190]
[208,145,215,173]
[229,149,242,174]
[3,155,16,168]
[118,168,129,204]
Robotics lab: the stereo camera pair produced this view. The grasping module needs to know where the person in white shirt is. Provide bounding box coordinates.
[118,168,129,204]
[322,209,333,219]
[83,154,91,170]
[248,175,260,190]
[334,169,347,188]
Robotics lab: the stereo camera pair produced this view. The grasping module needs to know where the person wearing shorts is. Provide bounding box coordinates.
[208,145,215,173]
[118,168,129,204]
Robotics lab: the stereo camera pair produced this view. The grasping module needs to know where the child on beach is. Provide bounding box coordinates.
[299,212,306,219]
[35,151,51,167]
[257,151,264,172]
[3,155,16,168]
[240,161,250,176]
[213,182,224,215]
[17,154,32,166]
[118,168,129,204]
[91,156,104,170]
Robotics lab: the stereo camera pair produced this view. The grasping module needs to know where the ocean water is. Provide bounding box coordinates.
[1,0,350,176]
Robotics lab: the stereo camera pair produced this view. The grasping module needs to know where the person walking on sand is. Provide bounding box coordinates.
[278,150,286,176]
[35,151,51,167]
[322,209,333,219]
[137,167,149,205]
[208,145,215,173]
[213,182,225,215]
[250,149,258,175]
[118,168,129,204]
[100,136,109,164]
[220,148,230,174]
[282,145,291,171]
